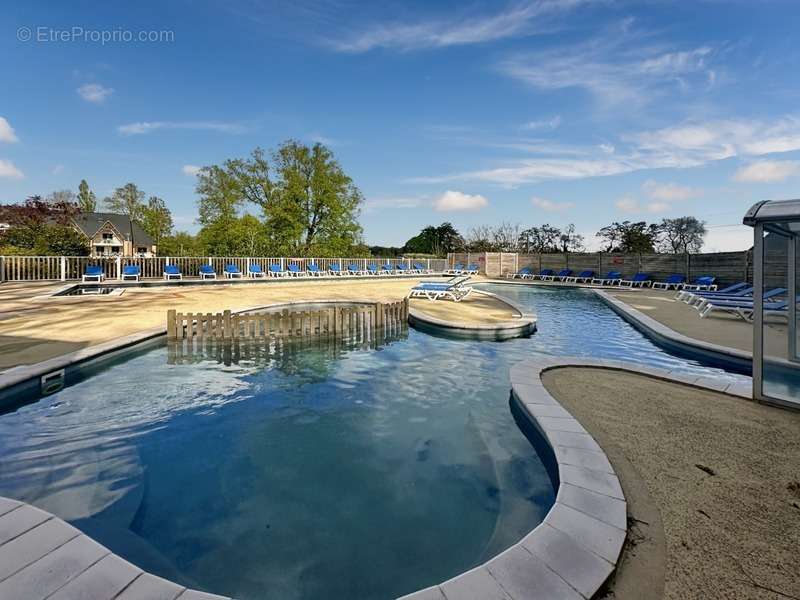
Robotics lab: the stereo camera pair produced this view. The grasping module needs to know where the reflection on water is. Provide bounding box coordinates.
[0,285,749,600]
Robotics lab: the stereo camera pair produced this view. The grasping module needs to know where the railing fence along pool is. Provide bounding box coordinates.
[0,256,448,281]
[166,299,410,343]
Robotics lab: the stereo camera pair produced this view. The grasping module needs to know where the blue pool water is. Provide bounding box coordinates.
[0,285,747,599]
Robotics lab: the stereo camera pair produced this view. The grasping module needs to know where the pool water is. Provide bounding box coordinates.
[0,285,747,600]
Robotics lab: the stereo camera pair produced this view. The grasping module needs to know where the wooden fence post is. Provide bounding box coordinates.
[60,256,66,282]
[167,309,177,339]
[223,310,232,339]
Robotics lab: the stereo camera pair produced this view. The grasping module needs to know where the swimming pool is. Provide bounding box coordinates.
[0,285,747,599]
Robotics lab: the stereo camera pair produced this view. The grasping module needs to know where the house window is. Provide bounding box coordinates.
[102,233,113,241]
[137,247,147,254]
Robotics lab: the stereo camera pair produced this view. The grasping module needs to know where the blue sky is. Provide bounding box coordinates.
[3,0,800,251]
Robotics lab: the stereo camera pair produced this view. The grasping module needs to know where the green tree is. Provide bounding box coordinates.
[195,141,365,256]
[597,221,660,253]
[104,183,146,249]
[141,196,174,246]
[518,224,561,253]
[658,217,706,253]
[77,180,97,212]
[158,231,202,256]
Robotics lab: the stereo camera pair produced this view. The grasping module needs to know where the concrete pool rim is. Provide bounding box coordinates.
[408,289,537,340]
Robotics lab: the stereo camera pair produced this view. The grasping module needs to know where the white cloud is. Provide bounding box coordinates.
[642,180,700,202]
[77,83,114,103]
[118,121,247,135]
[615,196,669,214]
[732,160,800,183]
[414,115,800,187]
[182,164,202,176]
[498,29,715,107]
[531,196,574,212]
[363,196,427,213]
[327,0,585,52]
[52,164,65,175]
[702,225,753,253]
[0,117,19,143]
[433,190,488,212]
[0,159,24,179]
[521,116,561,131]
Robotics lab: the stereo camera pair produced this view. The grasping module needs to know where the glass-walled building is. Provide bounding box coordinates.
[744,199,799,408]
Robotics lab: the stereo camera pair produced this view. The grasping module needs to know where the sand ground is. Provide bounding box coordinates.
[543,367,800,600]
[0,277,516,369]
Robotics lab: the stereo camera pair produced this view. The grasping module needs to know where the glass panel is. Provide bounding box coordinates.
[794,238,799,362]
[762,226,799,404]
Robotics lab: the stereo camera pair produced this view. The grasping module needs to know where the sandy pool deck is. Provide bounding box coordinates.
[543,367,800,600]
[0,277,516,370]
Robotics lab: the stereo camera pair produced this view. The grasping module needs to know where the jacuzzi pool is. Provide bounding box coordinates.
[0,285,747,599]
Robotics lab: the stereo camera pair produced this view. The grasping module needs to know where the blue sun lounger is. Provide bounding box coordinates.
[348,263,363,276]
[413,262,429,274]
[396,263,408,274]
[682,276,717,292]
[329,263,343,276]
[619,273,651,287]
[224,264,243,279]
[445,263,464,275]
[307,264,324,277]
[286,264,304,277]
[163,264,182,281]
[367,263,379,276]
[82,265,105,283]
[199,264,217,280]
[409,276,473,302]
[542,269,572,281]
[699,291,792,320]
[590,271,622,285]
[531,269,554,281]
[651,274,686,290]
[248,264,266,278]
[381,263,394,275]
[266,264,285,278]
[121,265,140,282]
[677,281,750,303]
[508,267,532,279]
[564,270,594,283]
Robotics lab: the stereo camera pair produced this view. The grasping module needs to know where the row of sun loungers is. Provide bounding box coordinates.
[445,263,480,275]
[505,268,724,291]
[82,262,434,282]
[676,282,794,321]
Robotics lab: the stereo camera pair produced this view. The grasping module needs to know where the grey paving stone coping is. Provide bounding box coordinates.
[399,356,753,600]
[0,499,229,600]
[408,290,537,340]
[593,290,753,376]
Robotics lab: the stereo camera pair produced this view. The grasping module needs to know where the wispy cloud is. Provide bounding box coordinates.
[0,117,19,143]
[641,180,700,202]
[521,116,561,131]
[77,83,114,103]
[732,160,800,183]
[0,159,23,179]
[118,121,247,135]
[363,195,428,213]
[497,20,716,107]
[615,196,669,214]
[531,196,574,212]
[52,164,65,175]
[182,164,202,176]
[412,115,800,186]
[433,190,488,212]
[327,0,586,53]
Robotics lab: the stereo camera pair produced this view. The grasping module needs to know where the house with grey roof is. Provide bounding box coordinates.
[70,213,157,257]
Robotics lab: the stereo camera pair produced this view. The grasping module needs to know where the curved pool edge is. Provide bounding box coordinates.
[593,290,753,377]
[400,357,754,600]
[408,290,537,341]
[0,497,231,599]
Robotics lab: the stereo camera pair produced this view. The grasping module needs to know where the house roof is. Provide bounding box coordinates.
[71,212,155,246]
